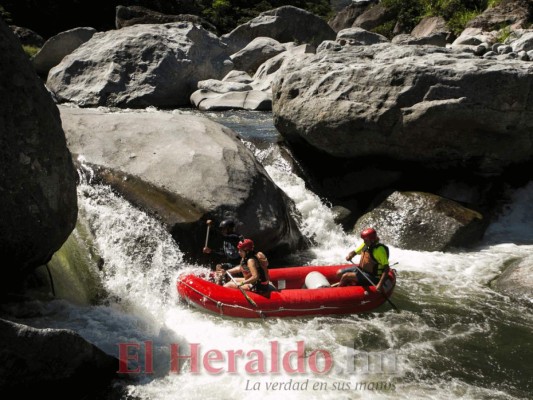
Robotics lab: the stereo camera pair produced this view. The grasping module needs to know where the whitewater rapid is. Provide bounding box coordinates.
[13,111,532,400]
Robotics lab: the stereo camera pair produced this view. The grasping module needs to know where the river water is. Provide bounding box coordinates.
[13,110,533,399]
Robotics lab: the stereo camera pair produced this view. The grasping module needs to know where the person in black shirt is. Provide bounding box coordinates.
[203,219,243,271]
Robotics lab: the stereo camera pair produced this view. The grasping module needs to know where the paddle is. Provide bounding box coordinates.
[204,224,211,248]
[349,260,400,313]
[226,271,258,308]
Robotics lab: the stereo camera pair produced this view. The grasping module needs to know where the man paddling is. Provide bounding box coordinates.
[336,228,390,291]
[203,219,243,271]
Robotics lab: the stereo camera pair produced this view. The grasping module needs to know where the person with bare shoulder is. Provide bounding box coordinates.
[224,239,270,293]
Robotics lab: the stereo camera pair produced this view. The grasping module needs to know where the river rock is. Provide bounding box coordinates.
[492,256,533,302]
[352,3,395,31]
[230,37,287,74]
[511,31,533,53]
[32,27,96,78]
[221,6,336,54]
[59,106,306,258]
[411,16,452,42]
[9,25,44,47]
[190,43,313,111]
[190,89,272,111]
[466,0,532,31]
[0,318,118,397]
[0,17,78,291]
[337,27,389,45]
[46,22,233,108]
[354,191,486,251]
[272,43,533,176]
[391,33,447,47]
[328,0,377,32]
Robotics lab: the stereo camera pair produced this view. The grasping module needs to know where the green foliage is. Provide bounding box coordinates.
[0,5,13,23]
[382,0,425,33]
[487,0,502,8]
[372,20,397,40]
[381,0,490,36]
[496,25,512,43]
[421,0,485,19]
[212,0,231,10]
[447,8,480,34]
[22,44,39,57]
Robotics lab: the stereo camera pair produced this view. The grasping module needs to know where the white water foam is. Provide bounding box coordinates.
[24,143,531,400]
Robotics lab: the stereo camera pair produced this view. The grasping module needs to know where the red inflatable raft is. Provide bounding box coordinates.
[176,264,397,319]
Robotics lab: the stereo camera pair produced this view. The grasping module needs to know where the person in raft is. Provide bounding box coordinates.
[336,228,390,291]
[203,218,243,271]
[224,239,270,292]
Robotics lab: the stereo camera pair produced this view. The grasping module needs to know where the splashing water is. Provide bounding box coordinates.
[12,112,532,400]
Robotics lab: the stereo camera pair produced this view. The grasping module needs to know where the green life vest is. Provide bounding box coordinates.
[365,243,389,277]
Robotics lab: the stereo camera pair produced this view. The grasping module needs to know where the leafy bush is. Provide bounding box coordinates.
[0,5,13,23]
[380,0,491,36]
[496,25,512,43]
[381,0,425,33]
[447,8,481,34]
[487,0,502,8]
[372,20,397,39]
[22,44,39,57]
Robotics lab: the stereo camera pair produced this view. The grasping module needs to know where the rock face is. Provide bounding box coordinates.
[354,191,486,251]
[32,27,96,77]
[273,43,533,175]
[46,22,233,108]
[0,318,118,396]
[190,43,313,111]
[115,4,217,33]
[352,3,394,31]
[221,6,336,54]
[9,25,44,47]
[230,37,287,74]
[328,0,377,32]
[492,256,533,301]
[0,17,78,289]
[337,27,389,45]
[466,0,533,31]
[60,106,306,257]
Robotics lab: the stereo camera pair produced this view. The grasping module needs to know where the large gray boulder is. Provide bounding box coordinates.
[32,27,96,77]
[336,27,389,45]
[328,0,377,32]
[511,31,533,53]
[190,89,272,111]
[0,17,78,290]
[492,256,533,302]
[466,0,532,31]
[409,16,453,45]
[221,6,336,54]
[354,191,486,251]
[352,3,394,31]
[230,37,287,74]
[272,43,533,175]
[0,318,118,396]
[60,106,306,257]
[190,43,313,111]
[47,22,233,108]
[9,25,44,47]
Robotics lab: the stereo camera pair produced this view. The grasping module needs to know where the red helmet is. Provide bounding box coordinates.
[237,239,254,251]
[360,228,377,241]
